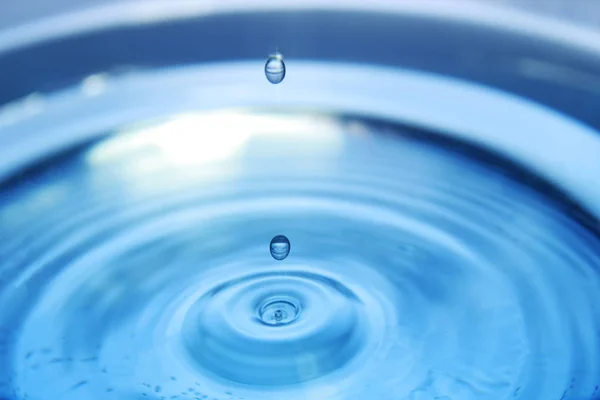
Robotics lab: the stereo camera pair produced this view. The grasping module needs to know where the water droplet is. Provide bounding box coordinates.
[265,54,286,84]
[270,235,290,260]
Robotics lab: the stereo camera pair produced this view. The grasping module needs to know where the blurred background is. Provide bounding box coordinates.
[0,0,600,29]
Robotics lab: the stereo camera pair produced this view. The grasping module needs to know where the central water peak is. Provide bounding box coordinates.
[258,298,300,326]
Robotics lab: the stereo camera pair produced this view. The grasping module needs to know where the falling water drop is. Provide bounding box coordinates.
[264,54,286,84]
[270,235,290,260]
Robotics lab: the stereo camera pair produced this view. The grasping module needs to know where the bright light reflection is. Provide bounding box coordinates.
[87,111,342,167]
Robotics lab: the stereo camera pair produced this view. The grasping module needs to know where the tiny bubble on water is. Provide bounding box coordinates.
[270,235,290,260]
[265,54,286,84]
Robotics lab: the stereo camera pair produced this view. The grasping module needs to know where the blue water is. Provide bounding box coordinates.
[0,10,600,398]
[0,96,599,399]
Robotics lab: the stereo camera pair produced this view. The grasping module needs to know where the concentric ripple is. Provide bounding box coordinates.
[0,111,599,400]
[181,270,379,386]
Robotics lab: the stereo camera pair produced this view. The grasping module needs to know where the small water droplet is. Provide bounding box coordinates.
[270,235,290,260]
[265,54,286,84]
